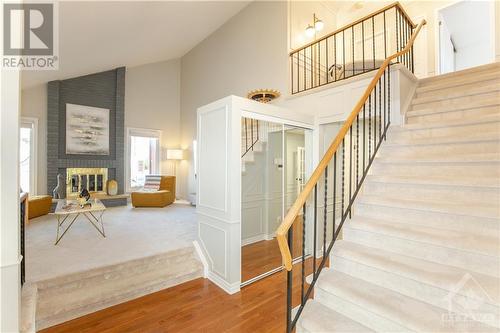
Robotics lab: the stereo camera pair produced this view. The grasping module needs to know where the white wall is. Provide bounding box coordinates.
[125,59,181,178]
[180,1,288,200]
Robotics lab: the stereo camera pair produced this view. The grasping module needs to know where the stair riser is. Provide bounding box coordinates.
[378,141,500,159]
[36,248,196,290]
[411,92,500,111]
[331,255,500,329]
[407,105,500,124]
[362,181,500,205]
[37,268,203,331]
[355,202,500,236]
[388,122,500,142]
[416,78,500,100]
[370,161,500,179]
[37,261,202,316]
[414,83,500,106]
[313,288,407,332]
[37,254,200,297]
[418,66,500,90]
[342,227,499,277]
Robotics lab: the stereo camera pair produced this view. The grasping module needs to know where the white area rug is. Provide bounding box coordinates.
[26,203,197,282]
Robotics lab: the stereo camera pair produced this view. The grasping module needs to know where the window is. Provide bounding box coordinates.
[127,128,161,191]
[19,118,37,194]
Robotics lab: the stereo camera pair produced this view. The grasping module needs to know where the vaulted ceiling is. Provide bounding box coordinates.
[22,1,249,88]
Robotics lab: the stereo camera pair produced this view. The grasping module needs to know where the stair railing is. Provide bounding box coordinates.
[277,19,426,333]
[241,117,259,158]
[290,2,416,94]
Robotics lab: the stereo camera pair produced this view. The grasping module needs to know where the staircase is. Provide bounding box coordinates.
[297,63,500,332]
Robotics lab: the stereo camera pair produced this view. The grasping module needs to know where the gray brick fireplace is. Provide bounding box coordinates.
[47,67,125,197]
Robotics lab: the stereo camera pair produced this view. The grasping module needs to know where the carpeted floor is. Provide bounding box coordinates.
[26,203,198,282]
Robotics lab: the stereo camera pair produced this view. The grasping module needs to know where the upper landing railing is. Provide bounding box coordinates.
[290,2,416,95]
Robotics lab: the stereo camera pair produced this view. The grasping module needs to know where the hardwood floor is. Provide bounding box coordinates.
[41,257,323,333]
[241,216,304,282]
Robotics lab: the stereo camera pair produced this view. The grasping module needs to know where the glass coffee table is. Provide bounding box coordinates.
[53,198,106,245]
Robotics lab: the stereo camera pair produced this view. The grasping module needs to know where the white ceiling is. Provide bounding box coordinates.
[21,1,250,89]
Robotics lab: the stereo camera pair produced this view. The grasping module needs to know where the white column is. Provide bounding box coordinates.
[0,67,22,331]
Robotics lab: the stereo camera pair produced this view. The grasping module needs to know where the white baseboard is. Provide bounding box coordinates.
[192,240,209,278]
[208,271,240,294]
[241,234,266,246]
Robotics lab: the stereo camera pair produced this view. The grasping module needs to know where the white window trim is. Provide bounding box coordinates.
[125,127,162,193]
[20,117,38,195]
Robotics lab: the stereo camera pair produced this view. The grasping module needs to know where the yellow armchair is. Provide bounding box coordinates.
[131,176,175,208]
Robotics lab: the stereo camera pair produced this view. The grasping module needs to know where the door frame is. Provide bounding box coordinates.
[434,0,496,75]
[20,117,38,195]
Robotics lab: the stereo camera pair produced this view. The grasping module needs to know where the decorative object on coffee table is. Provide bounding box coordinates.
[106,179,118,195]
[78,188,92,208]
[53,174,65,199]
[247,89,280,103]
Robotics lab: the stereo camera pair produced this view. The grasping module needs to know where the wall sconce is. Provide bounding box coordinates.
[305,13,324,39]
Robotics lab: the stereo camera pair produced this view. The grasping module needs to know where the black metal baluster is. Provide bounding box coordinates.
[323,167,328,257]
[372,17,375,69]
[286,225,293,333]
[383,68,387,139]
[313,184,317,278]
[362,20,365,72]
[245,118,248,153]
[379,77,382,141]
[310,46,313,90]
[349,126,352,218]
[356,114,359,187]
[374,84,377,151]
[301,204,306,306]
[342,30,346,79]
[334,34,337,81]
[303,49,306,92]
[383,11,387,59]
[333,152,337,239]
[368,94,371,167]
[318,42,321,87]
[363,105,366,173]
[341,139,345,219]
[251,119,254,151]
[352,26,355,77]
[388,63,391,125]
[291,53,294,94]
[326,38,329,84]
[396,7,399,62]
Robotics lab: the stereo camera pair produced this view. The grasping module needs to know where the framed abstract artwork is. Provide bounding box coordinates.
[66,103,110,155]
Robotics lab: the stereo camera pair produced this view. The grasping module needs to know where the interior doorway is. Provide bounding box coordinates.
[437,1,495,75]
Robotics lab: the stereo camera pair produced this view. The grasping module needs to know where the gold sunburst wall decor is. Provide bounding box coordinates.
[247,89,281,103]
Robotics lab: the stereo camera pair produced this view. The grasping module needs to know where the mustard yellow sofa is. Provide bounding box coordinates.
[28,195,52,219]
[131,176,176,208]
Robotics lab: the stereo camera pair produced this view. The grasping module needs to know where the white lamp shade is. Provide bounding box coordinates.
[166,149,184,160]
[315,19,324,32]
[305,24,315,38]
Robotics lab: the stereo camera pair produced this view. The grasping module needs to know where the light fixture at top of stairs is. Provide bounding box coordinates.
[247,89,280,103]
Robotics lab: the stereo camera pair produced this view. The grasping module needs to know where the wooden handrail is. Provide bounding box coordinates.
[277,19,426,271]
[289,2,416,56]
